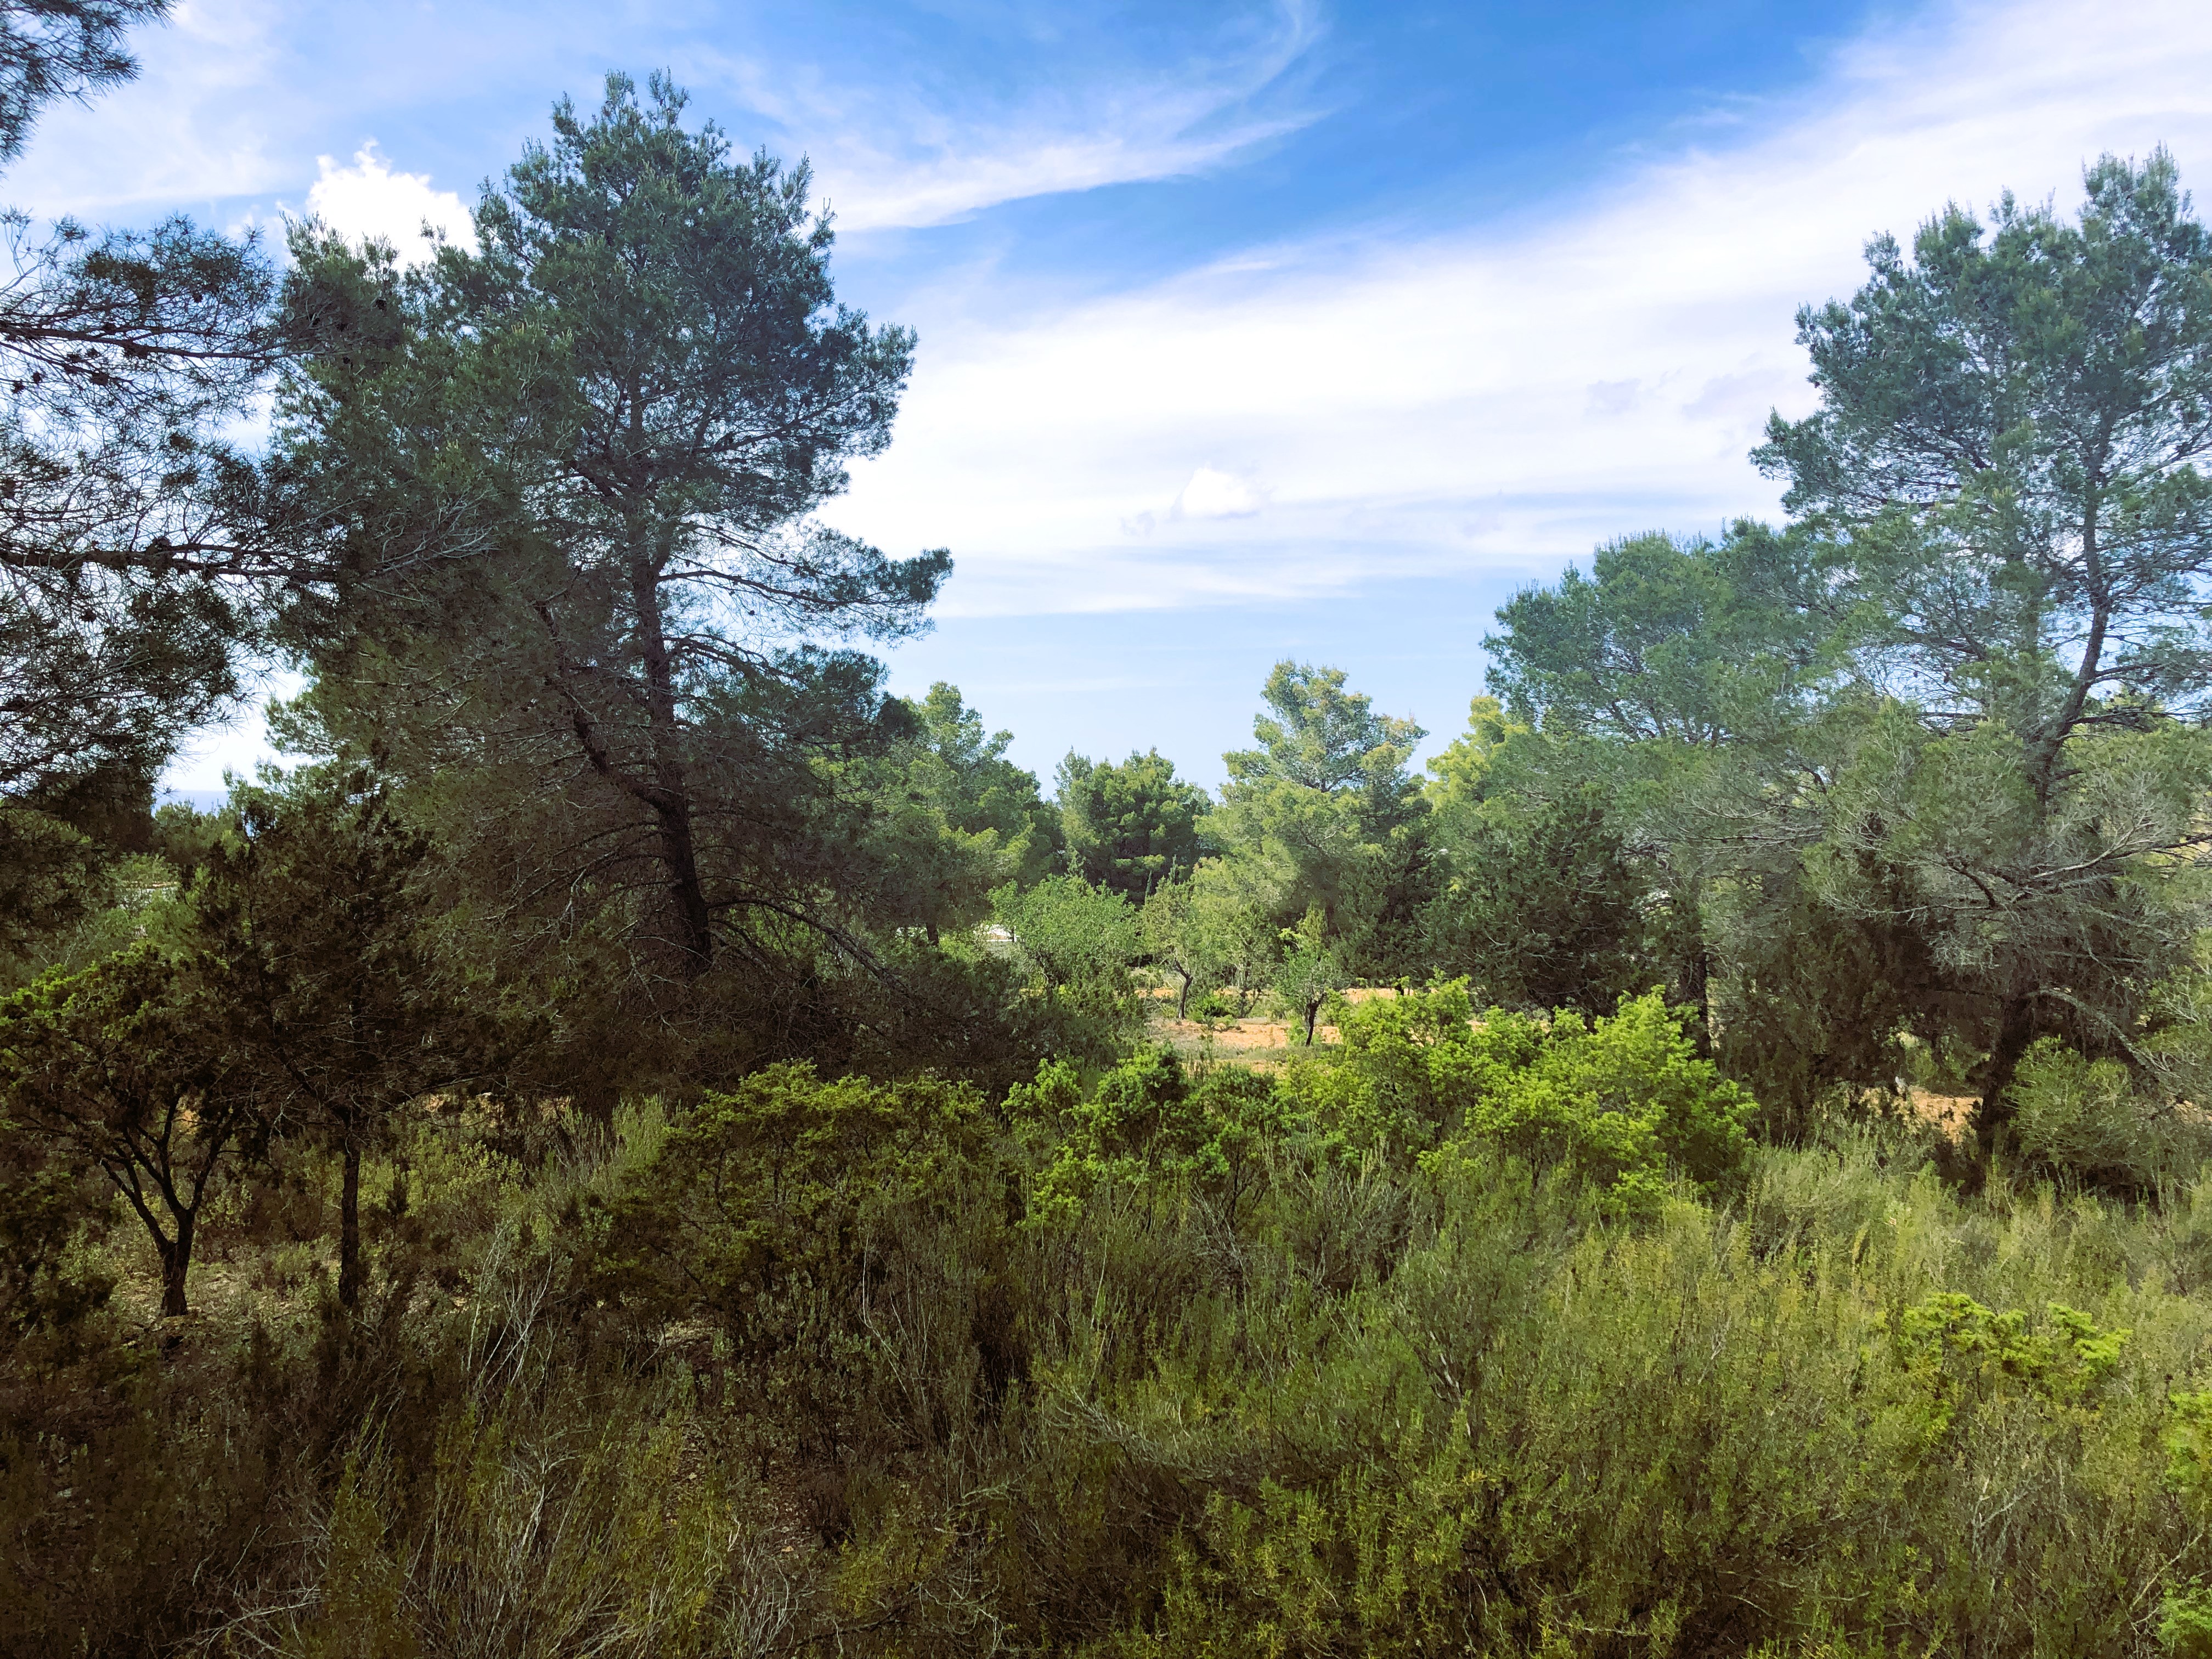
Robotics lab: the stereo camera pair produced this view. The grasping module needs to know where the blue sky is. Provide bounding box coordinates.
[26,0,2212,794]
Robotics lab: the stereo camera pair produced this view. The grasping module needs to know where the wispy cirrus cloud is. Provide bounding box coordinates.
[822,0,2212,617]
[688,0,1327,229]
[2,1,1329,235]
[0,0,292,214]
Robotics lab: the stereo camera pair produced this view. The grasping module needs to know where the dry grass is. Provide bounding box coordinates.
[1145,986,1412,1066]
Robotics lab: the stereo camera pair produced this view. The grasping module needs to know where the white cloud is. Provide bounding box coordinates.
[1175,465,1265,519]
[303,144,472,260]
[156,669,307,794]
[822,0,2212,617]
[1,0,291,213]
[690,1,1324,229]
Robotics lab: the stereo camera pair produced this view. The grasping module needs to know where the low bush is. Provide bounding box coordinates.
[2007,1037,2212,1194]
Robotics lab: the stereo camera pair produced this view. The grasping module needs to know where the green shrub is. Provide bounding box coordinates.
[1070,1145,2194,1658]
[1414,991,1749,1213]
[580,1063,1017,1484]
[1276,984,1751,1210]
[992,875,1142,1017]
[18,991,2212,1657]
[1273,980,1524,1160]
[2007,1037,2212,1193]
[1190,988,1241,1024]
[1015,1048,1289,1226]
[0,1122,114,1344]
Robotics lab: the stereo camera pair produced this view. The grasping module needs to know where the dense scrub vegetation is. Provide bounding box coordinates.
[9,1032,2212,1656]
[12,8,2212,1655]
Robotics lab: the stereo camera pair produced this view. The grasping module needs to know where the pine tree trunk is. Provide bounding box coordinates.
[338,1136,363,1308]
[653,795,716,974]
[1676,876,1714,1059]
[1974,994,2038,1161]
[632,528,714,977]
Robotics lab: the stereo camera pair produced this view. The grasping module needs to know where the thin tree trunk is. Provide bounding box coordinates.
[2030,492,2108,801]
[1684,933,1713,1059]
[1974,993,2038,1160]
[338,1136,363,1308]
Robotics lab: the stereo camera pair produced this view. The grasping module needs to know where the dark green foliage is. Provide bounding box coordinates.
[5,1039,2211,1657]
[276,72,943,983]
[582,1063,1009,1486]
[1424,779,1655,1015]
[992,873,1142,1019]
[1212,661,1431,977]
[197,764,499,1308]
[1704,853,1943,1138]
[0,759,169,989]
[850,682,1060,936]
[1485,525,1833,746]
[1056,748,1211,899]
[0,800,108,978]
[0,1120,112,1340]
[0,1372,279,1659]
[0,165,279,809]
[1754,151,2212,1144]
[838,934,1137,1092]
[2002,1037,2212,1195]
[1267,984,1752,1207]
[0,942,249,1314]
[1014,1048,1286,1226]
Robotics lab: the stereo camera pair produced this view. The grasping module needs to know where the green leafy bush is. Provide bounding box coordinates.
[1014,1048,1289,1226]
[1274,979,1523,1159]
[1275,984,1752,1208]
[992,874,1142,1018]
[0,1123,114,1344]
[1190,987,1241,1024]
[580,1063,1018,1489]
[1439,989,1752,1211]
[1898,1290,2129,1426]
[2007,1037,2212,1193]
